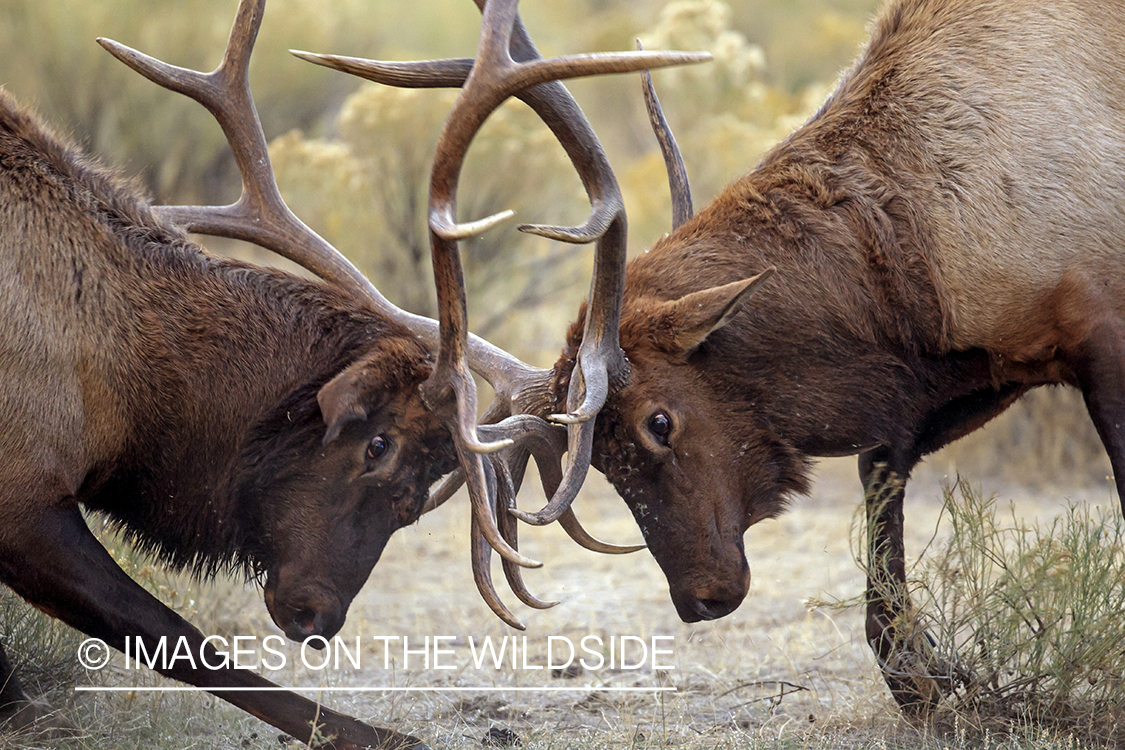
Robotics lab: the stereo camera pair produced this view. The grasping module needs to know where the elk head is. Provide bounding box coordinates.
[248,336,455,641]
[548,69,792,622]
[571,267,807,623]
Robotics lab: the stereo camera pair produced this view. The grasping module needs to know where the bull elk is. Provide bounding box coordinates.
[511,0,1125,710]
[0,84,446,749]
[0,0,702,745]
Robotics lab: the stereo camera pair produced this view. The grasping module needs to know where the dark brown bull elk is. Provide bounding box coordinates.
[0,0,702,744]
[0,89,444,750]
[0,1,452,744]
[523,0,1125,710]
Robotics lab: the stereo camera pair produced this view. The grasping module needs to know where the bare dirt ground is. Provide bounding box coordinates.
[9,447,1114,750]
[90,456,1104,750]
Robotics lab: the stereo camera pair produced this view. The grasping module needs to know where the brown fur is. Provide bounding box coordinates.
[0,88,447,747]
[553,0,1125,696]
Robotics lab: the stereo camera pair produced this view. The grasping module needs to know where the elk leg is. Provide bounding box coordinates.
[0,640,68,735]
[1067,321,1125,510]
[0,502,426,750]
[0,641,30,711]
[858,448,946,712]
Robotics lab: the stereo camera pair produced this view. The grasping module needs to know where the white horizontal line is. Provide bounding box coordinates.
[76,686,677,693]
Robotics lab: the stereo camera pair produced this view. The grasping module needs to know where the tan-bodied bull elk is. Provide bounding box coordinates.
[0,0,702,744]
[514,0,1125,710]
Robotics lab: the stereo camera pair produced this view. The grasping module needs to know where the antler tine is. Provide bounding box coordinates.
[97,0,384,310]
[638,41,694,230]
[470,457,526,629]
[423,468,464,515]
[494,456,559,610]
[458,437,542,568]
[290,52,474,90]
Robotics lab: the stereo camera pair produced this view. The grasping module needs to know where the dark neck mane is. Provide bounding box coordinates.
[0,90,416,581]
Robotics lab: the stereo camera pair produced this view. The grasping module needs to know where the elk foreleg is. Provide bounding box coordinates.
[1068,321,1125,511]
[859,449,948,712]
[0,501,426,750]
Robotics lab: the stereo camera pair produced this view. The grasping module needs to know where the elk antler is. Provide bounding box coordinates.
[98,0,381,310]
[415,0,705,568]
[298,0,706,623]
[101,0,705,627]
[638,40,694,230]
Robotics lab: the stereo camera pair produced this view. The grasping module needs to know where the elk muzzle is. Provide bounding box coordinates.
[665,536,751,623]
[670,568,751,622]
[263,570,346,642]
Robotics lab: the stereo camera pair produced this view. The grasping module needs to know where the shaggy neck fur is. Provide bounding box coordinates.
[0,89,427,580]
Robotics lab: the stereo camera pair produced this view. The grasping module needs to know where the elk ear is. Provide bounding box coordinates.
[317,357,390,445]
[665,268,775,353]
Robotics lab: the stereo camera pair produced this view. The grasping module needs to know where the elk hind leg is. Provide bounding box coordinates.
[1067,320,1125,510]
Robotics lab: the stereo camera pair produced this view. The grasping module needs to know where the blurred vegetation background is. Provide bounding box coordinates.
[0,0,1109,486]
[0,0,876,357]
[1,2,1119,746]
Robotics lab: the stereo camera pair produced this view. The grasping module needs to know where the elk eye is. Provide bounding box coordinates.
[366,435,389,462]
[647,411,672,445]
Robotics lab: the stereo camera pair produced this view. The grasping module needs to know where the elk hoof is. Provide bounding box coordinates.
[875,630,971,715]
[0,699,79,738]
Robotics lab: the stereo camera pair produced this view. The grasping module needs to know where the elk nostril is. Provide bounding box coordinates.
[694,597,740,621]
[291,607,320,639]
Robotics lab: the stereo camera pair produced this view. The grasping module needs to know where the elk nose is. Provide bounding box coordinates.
[289,607,323,639]
[675,565,751,622]
[277,600,344,642]
[688,596,742,621]
[265,577,345,642]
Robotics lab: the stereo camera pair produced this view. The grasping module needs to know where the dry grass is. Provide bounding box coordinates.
[4,429,1120,749]
[905,482,1125,746]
